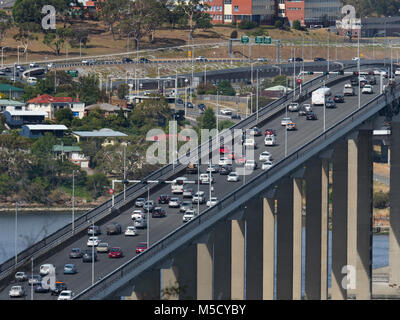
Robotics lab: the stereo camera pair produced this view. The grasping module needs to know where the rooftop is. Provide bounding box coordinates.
[27,94,80,104]
[0,99,25,106]
[5,110,47,116]
[72,128,128,138]
[85,103,128,112]
[24,124,68,131]
[53,145,82,153]
[0,84,24,92]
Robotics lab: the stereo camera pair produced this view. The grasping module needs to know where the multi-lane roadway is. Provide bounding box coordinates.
[1,73,388,300]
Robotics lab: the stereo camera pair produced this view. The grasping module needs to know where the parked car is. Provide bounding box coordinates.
[87,225,101,236]
[314,57,326,61]
[306,111,318,120]
[51,281,67,296]
[57,290,74,300]
[136,242,148,253]
[158,194,169,204]
[168,197,181,208]
[29,62,39,68]
[152,207,167,218]
[135,198,146,207]
[96,242,109,253]
[196,56,208,62]
[109,247,123,258]
[82,250,97,263]
[183,209,196,223]
[87,236,100,247]
[15,271,28,282]
[106,222,122,235]
[124,226,137,236]
[231,114,241,120]
[63,264,77,274]
[180,201,193,213]
[9,286,25,298]
[185,102,194,108]
[28,275,41,286]
[227,172,239,182]
[197,103,206,111]
[220,108,232,115]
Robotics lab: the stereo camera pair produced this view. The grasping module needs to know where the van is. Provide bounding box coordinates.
[27,77,37,85]
[39,264,55,276]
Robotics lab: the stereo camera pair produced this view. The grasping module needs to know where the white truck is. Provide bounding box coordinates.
[312,87,331,106]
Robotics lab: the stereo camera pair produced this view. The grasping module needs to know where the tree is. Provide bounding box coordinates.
[292,20,301,30]
[78,74,100,105]
[31,133,57,157]
[97,0,130,40]
[55,108,73,125]
[274,20,283,29]
[13,22,39,56]
[218,120,234,131]
[217,80,235,96]
[199,107,216,130]
[176,0,210,39]
[86,173,109,198]
[0,11,12,48]
[43,27,74,56]
[117,83,129,99]
[69,28,90,49]
[197,82,217,95]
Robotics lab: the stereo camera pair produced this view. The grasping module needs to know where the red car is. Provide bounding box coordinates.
[108,247,123,258]
[136,242,148,253]
[264,129,276,136]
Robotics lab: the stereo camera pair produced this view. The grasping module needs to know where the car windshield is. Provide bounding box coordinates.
[111,248,120,252]
[138,243,147,248]
[170,198,179,201]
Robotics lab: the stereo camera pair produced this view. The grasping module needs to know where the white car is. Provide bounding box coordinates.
[131,210,145,220]
[206,197,219,207]
[288,102,300,112]
[243,138,257,148]
[134,218,147,229]
[259,151,272,162]
[220,108,232,115]
[227,172,239,182]
[57,290,74,300]
[9,286,25,298]
[87,236,100,247]
[124,226,137,236]
[27,76,37,85]
[245,159,257,170]
[362,85,373,94]
[352,57,359,61]
[168,197,181,208]
[281,117,292,126]
[395,68,400,76]
[192,191,206,204]
[196,56,208,62]
[199,173,214,184]
[183,209,196,222]
[39,264,55,276]
[219,157,232,166]
[47,63,55,68]
[264,135,276,146]
[29,62,39,68]
[262,160,273,170]
[303,104,312,112]
[15,271,28,282]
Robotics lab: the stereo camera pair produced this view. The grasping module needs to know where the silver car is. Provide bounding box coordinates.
[180,201,193,213]
[15,272,28,282]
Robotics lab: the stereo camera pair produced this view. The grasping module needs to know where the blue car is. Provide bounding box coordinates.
[63,264,77,274]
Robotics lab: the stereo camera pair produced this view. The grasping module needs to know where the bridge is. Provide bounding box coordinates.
[1,60,399,300]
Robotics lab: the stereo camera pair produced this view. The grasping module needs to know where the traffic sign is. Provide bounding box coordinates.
[108,188,114,195]
[296,78,302,84]
[241,36,249,44]
[255,36,263,44]
[263,36,272,44]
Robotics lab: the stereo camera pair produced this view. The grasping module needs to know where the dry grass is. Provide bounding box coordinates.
[374,162,390,178]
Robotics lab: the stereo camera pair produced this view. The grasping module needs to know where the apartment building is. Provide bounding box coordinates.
[283,0,340,27]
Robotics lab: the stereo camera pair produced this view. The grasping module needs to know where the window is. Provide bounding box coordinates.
[234,5,239,11]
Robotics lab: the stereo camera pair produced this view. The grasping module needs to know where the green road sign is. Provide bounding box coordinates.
[66,70,78,77]
[241,36,249,44]
[255,36,263,44]
[263,36,272,44]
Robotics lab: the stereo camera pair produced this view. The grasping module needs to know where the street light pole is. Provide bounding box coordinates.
[15,202,18,266]
[256,69,259,122]
[123,144,127,201]
[1,46,8,68]
[358,29,361,109]
[72,170,75,233]
[91,220,94,285]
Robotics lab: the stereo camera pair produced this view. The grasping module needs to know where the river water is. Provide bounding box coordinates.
[0,211,390,291]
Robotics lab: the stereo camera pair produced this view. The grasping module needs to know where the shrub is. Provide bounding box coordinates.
[374,191,390,209]
[292,20,302,30]
[238,20,258,30]
[230,30,238,39]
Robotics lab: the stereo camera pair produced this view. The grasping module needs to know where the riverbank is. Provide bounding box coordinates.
[0,206,95,212]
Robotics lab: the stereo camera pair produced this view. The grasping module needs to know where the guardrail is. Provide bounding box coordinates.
[74,70,400,300]
[0,60,381,283]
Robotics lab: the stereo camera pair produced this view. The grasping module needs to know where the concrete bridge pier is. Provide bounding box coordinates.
[122,269,160,300]
[305,157,329,300]
[276,175,303,300]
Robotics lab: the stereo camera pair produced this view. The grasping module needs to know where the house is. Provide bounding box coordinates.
[263,85,292,98]
[19,124,68,138]
[53,145,90,168]
[26,94,85,120]
[0,99,26,112]
[85,103,131,117]
[4,110,47,128]
[0,84,25,100]
[72,128,128,146]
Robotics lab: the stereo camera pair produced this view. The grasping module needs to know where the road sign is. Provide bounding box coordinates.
[188,50,192,57]
[241,36,249,44]
[255,36,263,44]
[263,36,272,44]
[108,188,114,195]
[296,78,302,84]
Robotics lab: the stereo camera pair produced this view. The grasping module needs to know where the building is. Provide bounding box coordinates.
[72,128,128,146]
[85,103,131,117]
[337,16,400,38]
[285,0,341,27]
[4,110,47,128]
[0,99,26,112]
[0,84,24,100]
[19,124,68,138]
[53,145,90,168]
[26,94,85,120]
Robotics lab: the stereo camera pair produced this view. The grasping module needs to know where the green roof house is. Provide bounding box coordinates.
[0,84,24,100]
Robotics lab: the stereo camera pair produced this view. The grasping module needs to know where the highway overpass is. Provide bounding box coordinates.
[0,60,398,300]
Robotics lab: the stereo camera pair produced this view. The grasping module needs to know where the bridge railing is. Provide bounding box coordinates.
[0,60,374,279]
[74,63,394,299]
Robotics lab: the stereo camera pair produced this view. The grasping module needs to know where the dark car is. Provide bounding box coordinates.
[136,242,148,253]
[87,225,101,236]
[82,250,97,263]
[175,98,184,107]
[231,114,241,120]
[360,79,368,88]
[333,94,344,103]
[298,106,307,116]
[152,207,167,218]
[185,102,193,108]
[350,77,358,86]
[138,57,150,63]
[197,103,206,111]
[366,76,376,85]
[158,194,169,204]
[325,99,336,108]
[51,281,67,296]
[122,57,133,63]
[306,111,318,120]
[288,57,303,62]
[314,57,326,61]
[106,222,122,235]
[69,248,82,259]
[220,164,233,175]
[34,283,49,293]
[109,247,123,258]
